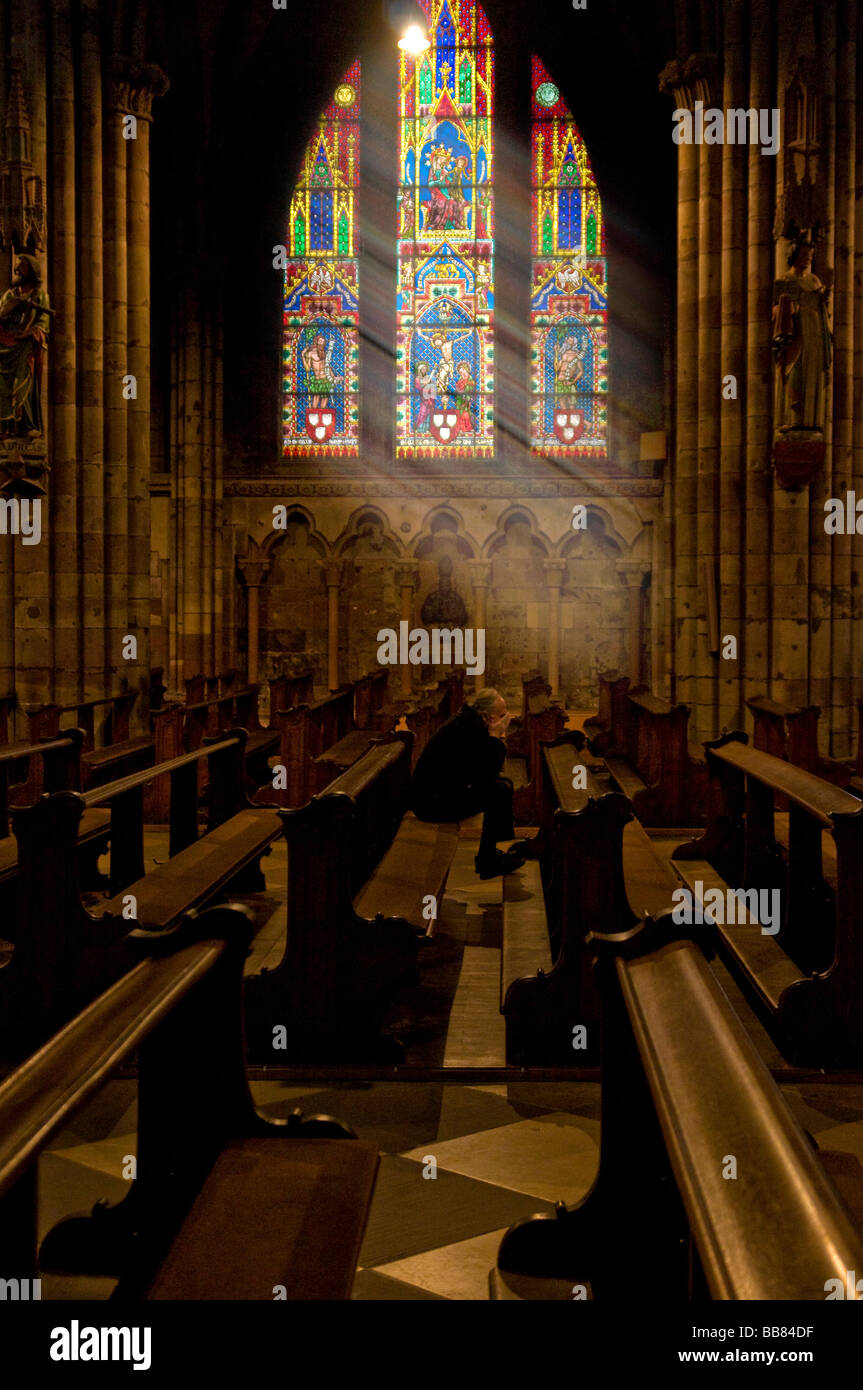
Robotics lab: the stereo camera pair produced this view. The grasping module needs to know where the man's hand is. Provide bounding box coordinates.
[488,710,512,740]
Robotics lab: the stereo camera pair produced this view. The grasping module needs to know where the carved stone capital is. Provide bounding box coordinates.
[110,56,170,119]
[237,557,271,588]
[467,560,492,589]
[543,559,568,590]
[658,53,720,109]
[396,561,419,591]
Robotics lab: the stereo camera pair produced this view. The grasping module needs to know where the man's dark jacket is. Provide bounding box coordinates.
[409,703,507,823]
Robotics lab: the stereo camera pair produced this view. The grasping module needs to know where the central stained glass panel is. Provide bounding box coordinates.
[396,0,494,457]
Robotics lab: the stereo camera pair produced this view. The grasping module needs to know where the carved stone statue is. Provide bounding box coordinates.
[772,234,832,438]
[421,554,468,626]
[0,254,50,438]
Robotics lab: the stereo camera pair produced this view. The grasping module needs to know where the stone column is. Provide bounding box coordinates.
[46,0,78,710]
[618,562,646,689]
[743,0,774,718]
[659,58,701,720]
[324,560,342,691]
[468,560,491,636]
[122,60,168,729]
[105,64,130,704]
[543,560,567,700]
[695,61,722,737]
[718,0,747,733]
[397,563,418,699]
[79,0,104,702]
[238,556,271,685]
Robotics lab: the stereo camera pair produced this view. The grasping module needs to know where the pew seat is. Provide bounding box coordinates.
[493,920,863,1299]
[500,860,551,1010]
[83,734,155,787]
[315,728,383,780]
[145,1135,379,1301]
[353,811,459,937]
[1,904,379,1301]
[97,807,282,929]
[603,754,646,802]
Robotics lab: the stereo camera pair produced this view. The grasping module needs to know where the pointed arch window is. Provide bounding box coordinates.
[282,60,361,455]
[530,57,607,457]
[397,0,494,457]
[281,45,609,462]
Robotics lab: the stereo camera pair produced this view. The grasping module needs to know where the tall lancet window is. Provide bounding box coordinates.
[530,56,607,457]
[397,0,494,457]
[282,61,361,456]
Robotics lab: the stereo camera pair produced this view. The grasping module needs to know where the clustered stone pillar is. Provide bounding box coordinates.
[543,560,566,701]
[324,560,342,691]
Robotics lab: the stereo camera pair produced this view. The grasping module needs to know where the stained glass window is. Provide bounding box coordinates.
[282,61,360,456]
[396,1,494,457]
[530,56,607,457]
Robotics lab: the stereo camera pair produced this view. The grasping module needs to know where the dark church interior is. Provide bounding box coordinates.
[1,0,863,1343]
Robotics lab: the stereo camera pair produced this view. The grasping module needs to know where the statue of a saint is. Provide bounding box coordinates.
[421,554,469,627]
[0,254,51,438]
[772,236,832,437]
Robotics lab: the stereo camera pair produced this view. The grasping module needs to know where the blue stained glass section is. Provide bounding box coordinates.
[310,190,333,251]
[557,186,581,250]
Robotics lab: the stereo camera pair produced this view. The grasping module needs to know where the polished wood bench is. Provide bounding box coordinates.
[606,688,707,827]
[582,671,635,758]
[502,733,682,1065]
[748,694,860,793]
[1,730,282,1060]
[672,731,863,1063]
[493,915,863,1299]
[26,692,152,793]
[511,701,567,825]
[0,730,110,897]
[0,902,378,1301]
[245,733,457,1063]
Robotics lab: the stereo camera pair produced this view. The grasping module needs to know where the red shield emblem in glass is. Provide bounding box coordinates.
[553,409,584,444]
[306,409,335,442]
[430,410,459,444]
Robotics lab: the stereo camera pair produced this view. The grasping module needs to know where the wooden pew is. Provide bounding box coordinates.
[263,684,359,808]
[492,915,863,1300]
[0,902,379,1300]
[748,695,858,792]
[582,671,635,759]
[511,701,567,825]
[672,731,863,1063]
[504,671,551,760]
[1,730,282,1060]
[268,668,315,725]
[0,729,111,903]
[600,688,707,827]
[244,733,459,1063]
[316,672,400,786]
[26,691,154,793]
[501,733,680,1065]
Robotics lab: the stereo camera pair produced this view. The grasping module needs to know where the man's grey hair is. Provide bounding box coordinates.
[468,687,502,717]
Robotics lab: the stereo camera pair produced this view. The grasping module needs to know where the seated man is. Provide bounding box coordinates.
[409,687,527,880]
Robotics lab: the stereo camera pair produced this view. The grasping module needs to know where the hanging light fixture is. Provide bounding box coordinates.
[398,23,431,54]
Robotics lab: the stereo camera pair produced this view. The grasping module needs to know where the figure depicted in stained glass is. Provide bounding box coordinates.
[400,188,415,237]
[423,327,472,401]
[452,359,476,433]
[414,362,436,432]
[302,331,343,409]
[554,332,587,402]
[475,260,491,310]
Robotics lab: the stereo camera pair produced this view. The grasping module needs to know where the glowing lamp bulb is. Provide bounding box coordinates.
[398,24,431,55]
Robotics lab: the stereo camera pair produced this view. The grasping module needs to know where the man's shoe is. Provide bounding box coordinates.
[512,834,541,859]
[475,849,526,880]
